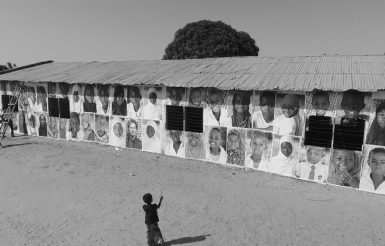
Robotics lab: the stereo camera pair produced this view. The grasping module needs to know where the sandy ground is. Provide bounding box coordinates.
[1,136,385,246]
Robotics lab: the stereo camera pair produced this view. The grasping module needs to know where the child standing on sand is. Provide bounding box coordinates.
[143,193,165,246]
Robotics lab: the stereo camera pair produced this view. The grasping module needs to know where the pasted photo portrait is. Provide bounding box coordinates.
[47,117,59,139]
[270,134,300,177]
[95,84,111,115]
[142,86,163,121]
[94,84,111,115]
[226,128,246,166]
[142,120,162,153]
[335,90,371,120]
[36,83,48,112]
[109,116,126,147]
[48,82,58,98]
[81,113,96,141]
[204,88,229,126]
[28,112,37,136]
[18,110,29,135]
[245,129,272,171]
[27,85,38,112]
[58,82,70,99]
[126,118,142,150]
[111,85,127,116]
[327,149,361,188]
[36,112,48,137]
[359,145,385,194]
[18,85,29,111]
[165,130,185,158]
[252,91,275,131]
[58,118,69,140]
[227,90,253,128]
[83,84,97,113]
[205,126,227,164]
[273,93,305,137]
[70,84,83,113]
[69,112,83,140]
[127,85,143,119]
[187,87,207,108]
[95,114,109,144]
[294,145,330,183]
[366,100,385,146]
[185,132,205,160]
[165,87,186,106]
[304,90,337,118]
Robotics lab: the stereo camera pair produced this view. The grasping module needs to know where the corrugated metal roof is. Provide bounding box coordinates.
[0,55,384,92]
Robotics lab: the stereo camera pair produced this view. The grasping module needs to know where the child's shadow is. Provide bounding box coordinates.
[165,234,210,245]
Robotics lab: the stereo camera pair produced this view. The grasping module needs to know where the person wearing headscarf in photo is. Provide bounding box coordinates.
[185,132,205,159]
[69,112,84,140]
[166,87,184,106]
[206,127,227,163]
[245,131,271,171]
[47,117,58,138]
[253,91,275,130]
[230,91,252,128]
[38,113,47,137]
[204,89,229,126]
[95,115,109,144]
[366,101,385,146]
[126,118,142,149]
[82,85,97,113]
[359,147,385,194]
[127,86,143,119]
[96,84,111,115]
[36,86,48,112]
[70,84,82,113]
[165,130,185,157]
[112,85,127,116]
[59,118,68,139]
[142,121,161,153]
[81,113,96,141]
[142,87,162,120]
[273,94,302,136]
[226,129,245,166]
[270,135,298,177]
[294,146,328,183]
[328,149,361,188]
[110,117,126,147]
[188,88,205,108]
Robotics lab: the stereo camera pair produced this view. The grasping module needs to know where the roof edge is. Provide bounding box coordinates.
[0,60,54,75]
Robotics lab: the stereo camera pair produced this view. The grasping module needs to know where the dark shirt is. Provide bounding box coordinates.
[112,101,127,116]
[143,204,159,225]
[83,102,97,113]
[126,135,142,149]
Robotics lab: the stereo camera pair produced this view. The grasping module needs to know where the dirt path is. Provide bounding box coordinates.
[1,136,385,246]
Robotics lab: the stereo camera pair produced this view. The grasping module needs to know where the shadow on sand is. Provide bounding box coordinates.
[165,234,211,245]
[1,142,33,148]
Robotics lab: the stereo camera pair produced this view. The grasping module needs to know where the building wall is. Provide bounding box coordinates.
[2,81,385,195]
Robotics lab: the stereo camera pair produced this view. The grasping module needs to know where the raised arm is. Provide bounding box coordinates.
[157,196,163,208]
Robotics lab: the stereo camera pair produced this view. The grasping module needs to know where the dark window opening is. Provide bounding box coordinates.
[59,98,70,119]
[166,105,184,131]
[333,117,365,151]
[48,97,59,117]
[304,116,333,148]
[185,107,203,133]
[1,95,18,112]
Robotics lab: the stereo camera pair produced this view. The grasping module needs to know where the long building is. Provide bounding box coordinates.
[1,54,385,195]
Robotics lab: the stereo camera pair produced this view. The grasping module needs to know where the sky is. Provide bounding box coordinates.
[1,0,385,66]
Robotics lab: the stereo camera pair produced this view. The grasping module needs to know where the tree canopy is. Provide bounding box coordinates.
[0,62,16,72]
[163,20,259,60]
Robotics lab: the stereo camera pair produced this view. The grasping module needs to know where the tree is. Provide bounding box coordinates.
[163,20,259,60]
[0,62,16,72]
